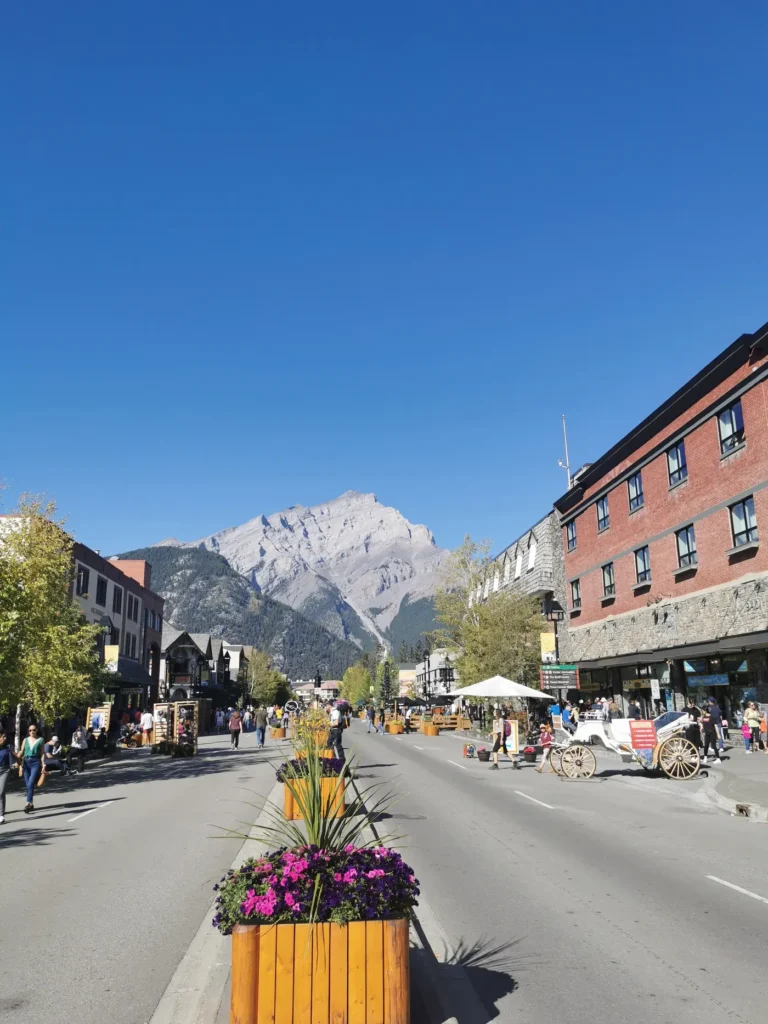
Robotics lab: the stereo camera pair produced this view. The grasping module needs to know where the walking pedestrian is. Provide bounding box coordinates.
[215,709,225,734]
[242,708,252,734]
[627,699,642,720]
[254,706,268,748]
[700,706,722,765]
[18,724,45,813]
[0,729,13,824]
[536,723,554,773]
[685,698,702,750]
[329,704,345,761]
[743,701,761,754]
[377,707,386,735]
[366,706,375,734]
[281,708,290,733]
[707,697,725,752]
[140,708,154,746]
[229,710,242,749]
[489,709,512,770]
[404,707,413,734]
[68,723,89,773]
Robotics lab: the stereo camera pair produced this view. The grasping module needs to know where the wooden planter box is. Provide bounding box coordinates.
[231,919,409,1024]
[388,722,404,735]
[422,724,439,737]
[270,727,286,739]
[283,778,345,820]
[294,749,336,760]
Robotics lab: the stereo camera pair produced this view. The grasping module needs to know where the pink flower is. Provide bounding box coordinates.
[345,844,356,853]
[366,869,385,879]
[333,873,343,882]
[284,892,296,907]
[342,869,358,883]
[242,888,278,918]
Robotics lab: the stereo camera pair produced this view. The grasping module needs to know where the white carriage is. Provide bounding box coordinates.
[551,710,700,780]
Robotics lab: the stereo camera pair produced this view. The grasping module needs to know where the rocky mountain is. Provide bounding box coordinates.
[118,545,362,678]
[156,491,447,650]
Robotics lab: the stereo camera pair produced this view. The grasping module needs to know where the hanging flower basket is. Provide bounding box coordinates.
[215,847,418,1024]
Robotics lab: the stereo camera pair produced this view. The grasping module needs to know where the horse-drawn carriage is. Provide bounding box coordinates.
[551,710,700,780]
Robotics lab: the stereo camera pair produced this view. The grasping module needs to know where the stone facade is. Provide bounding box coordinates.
[493,511,573,665]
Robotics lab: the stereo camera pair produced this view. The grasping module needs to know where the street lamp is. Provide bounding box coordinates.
[165,653,173,699]
[223,650,231,683]
[195,654,206,699]
[423,653,431,701]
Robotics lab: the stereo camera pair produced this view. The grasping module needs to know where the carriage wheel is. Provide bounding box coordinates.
[561,745,597,779]
[657,736,700,780]
[550,748,564,775]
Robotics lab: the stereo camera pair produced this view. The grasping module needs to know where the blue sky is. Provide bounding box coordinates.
[2,2,767,556]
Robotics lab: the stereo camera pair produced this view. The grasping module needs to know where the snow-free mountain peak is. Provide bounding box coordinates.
[154,491,447,649]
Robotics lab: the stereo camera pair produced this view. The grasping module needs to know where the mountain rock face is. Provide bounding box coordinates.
[118,545,362,678]
[157,491,447,649]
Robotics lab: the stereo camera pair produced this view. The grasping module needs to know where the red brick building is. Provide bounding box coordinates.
[555,320,768,717]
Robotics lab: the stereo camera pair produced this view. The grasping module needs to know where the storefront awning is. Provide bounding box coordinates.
[577,630,768,671]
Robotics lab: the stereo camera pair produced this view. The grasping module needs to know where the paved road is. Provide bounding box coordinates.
[0,732,287,1024]
[346,720,767,1024]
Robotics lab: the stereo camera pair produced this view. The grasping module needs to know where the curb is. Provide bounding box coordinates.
[700,772,768,823]
[148,779,284,1024]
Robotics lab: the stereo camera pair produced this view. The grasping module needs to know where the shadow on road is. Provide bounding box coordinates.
[0,825,76,848]
[410,925,524,1022]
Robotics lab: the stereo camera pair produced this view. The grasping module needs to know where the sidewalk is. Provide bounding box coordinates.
[703,742,768,821]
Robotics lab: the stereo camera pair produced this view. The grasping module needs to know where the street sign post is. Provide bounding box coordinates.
[539,664,580,690]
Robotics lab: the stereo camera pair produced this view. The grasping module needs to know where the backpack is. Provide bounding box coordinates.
[504,720,512,738]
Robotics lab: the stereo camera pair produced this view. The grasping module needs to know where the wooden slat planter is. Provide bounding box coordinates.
[388,722,404,735]
[422,724,439,737]
[283,778,345,820]
[231,919,409,1024]
[271,727,286,739]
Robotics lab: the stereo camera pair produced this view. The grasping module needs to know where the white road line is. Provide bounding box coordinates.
[706,875,768,906]
[447,759,469,771]
[414,745,424,750]
[514,790,555,810]
[68,800,114,823]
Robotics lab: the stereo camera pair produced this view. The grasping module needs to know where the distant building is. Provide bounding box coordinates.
[415,649,458,697]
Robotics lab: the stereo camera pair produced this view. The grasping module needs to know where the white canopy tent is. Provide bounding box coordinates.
[449,675,555,701]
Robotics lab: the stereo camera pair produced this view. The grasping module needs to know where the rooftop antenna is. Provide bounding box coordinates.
[557,414,572,489]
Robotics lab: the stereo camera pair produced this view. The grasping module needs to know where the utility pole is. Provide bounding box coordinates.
[558,414,572,489]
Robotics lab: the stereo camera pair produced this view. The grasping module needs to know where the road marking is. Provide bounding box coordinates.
[706,875,768,906]
[514,791,554,810]
[447,759,469,771]
[414,745,424,750]
[68,801,114,823]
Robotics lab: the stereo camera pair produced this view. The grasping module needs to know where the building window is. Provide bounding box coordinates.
[635,546,651,583]
[130,634,137,659]
[503,557,512,583]
[113,586,123,614]
[131,595,139,621]
[718,400,745,454]
[571,579,581,609]
[628,472,644,511]
[566,521,576,551]
[676,524,697,567]
[111,627,120,647]
[730,496,758,547]
[602,562,615,596]
[528,537,537,570]
[157,614,162,631]
[597,496,610,532]
[95,576,107,606]
[514,550,523,578]
[75,565,90,597]
[667,441,687,486]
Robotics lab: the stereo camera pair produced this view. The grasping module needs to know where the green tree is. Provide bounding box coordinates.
[376,656,398,704]
[0,496,106,722]
[247,649,290,705]
[340,662,373,705]
[433,534,546,688]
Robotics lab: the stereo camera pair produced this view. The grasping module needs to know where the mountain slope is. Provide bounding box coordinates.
[119,545,360,678]
[156,491,447,650]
